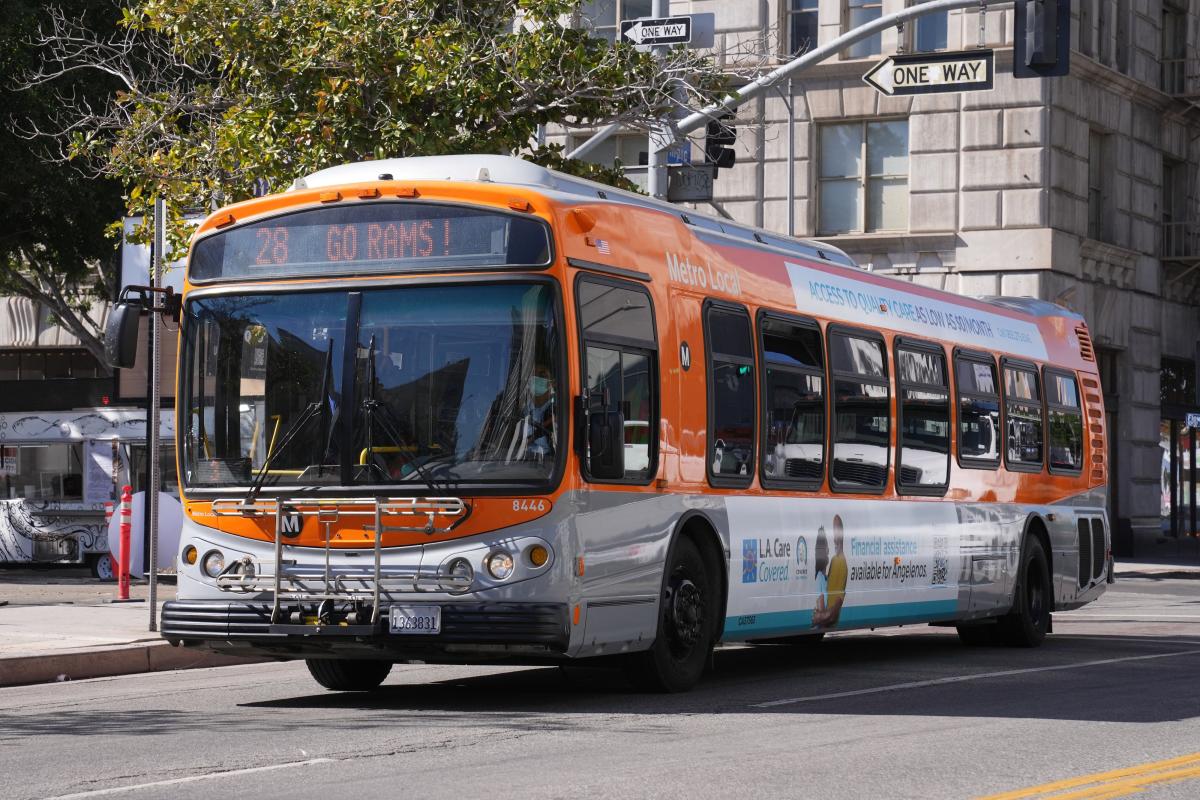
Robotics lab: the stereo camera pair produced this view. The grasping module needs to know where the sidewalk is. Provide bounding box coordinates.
[0,570,264,687]
[1113,555,1200,581]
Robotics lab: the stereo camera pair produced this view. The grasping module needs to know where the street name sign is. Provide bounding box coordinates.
[621,16,691,46]
[863,49,995,96]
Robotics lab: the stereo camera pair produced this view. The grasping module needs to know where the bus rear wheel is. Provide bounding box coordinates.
[998,535,1052,647]
[626,537,717,693]
[305,658,392,691]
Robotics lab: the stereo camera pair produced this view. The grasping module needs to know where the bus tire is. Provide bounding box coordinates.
[999,535,1052,648]
[305,658,392,691]
[625,536,717,693]
[955,623,997,646]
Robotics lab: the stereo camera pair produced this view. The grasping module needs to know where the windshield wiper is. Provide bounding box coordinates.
[358,335,448,495]
[242,340,335,507]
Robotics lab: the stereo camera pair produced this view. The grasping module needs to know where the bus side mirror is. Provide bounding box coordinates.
[587,407,625,480]
[104,302,142,369]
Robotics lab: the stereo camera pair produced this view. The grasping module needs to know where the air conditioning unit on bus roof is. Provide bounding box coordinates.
[291,155,569,192]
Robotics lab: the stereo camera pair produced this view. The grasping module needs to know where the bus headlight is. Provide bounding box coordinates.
[201,550,226,578]
[485,551,515,580]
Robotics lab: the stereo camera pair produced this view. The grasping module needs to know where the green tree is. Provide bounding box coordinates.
[29,0,730,255]
[2,0,126,366]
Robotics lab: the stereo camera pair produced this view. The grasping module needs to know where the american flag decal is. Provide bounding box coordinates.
[596,239,610,254]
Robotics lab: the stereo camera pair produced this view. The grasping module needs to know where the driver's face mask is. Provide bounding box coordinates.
[530,376,552,396]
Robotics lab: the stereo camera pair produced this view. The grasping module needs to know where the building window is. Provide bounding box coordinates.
[0,349,101,381]
[705,303,756,485]
[1162,157,1188,258]
[1161,1,1187,93]
[845,0,883,58]
[760,314,825,488]
[788,0,820,54]
[579,0,652,44]
[819,120,909,235]
[1161,357,1197,409]
[570,132,646,169]
[829,329,890,492]
[914,8,948,52]
[1087,130,1111,242]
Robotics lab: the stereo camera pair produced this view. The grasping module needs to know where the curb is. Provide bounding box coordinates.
[0,643,269,688]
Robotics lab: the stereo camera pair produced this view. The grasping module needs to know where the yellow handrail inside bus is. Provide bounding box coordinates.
[358,445,413,465]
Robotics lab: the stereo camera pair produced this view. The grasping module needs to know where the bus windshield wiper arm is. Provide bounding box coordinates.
[242,341,335,507]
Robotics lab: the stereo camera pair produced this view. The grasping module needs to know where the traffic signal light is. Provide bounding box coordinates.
[1014,0,1070,78]
[705,114,736,169]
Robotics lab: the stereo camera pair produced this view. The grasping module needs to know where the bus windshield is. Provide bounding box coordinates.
[182,283,561,490]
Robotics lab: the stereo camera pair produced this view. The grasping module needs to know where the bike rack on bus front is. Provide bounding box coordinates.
[209,496,468,628]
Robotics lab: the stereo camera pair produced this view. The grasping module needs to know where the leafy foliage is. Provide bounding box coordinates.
[1,0,127,363]
[36,0,727,254]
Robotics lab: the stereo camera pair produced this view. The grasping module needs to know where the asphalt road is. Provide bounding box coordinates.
[4,578,1200,800]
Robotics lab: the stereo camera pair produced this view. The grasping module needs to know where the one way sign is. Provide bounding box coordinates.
[862,49,995,96]
[620,16,692,46]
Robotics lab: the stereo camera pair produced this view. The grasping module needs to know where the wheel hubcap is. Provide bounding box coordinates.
[669,578,703,650]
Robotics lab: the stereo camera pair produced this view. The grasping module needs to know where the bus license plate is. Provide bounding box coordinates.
[389,605,441,635]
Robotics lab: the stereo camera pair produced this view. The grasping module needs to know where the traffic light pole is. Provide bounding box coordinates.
[647,0,669,200]
[566,0,999,163]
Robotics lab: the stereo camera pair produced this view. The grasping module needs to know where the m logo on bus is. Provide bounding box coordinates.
[280,508,303,538]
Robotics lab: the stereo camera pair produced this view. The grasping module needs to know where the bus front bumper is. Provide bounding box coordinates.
[161,599,570,662]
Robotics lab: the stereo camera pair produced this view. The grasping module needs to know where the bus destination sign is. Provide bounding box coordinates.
[190,203,551,281]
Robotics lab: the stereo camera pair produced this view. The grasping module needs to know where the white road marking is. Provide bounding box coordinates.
[41,758,335,799]
[753,648,1200,708]
[1057,614,1200,620]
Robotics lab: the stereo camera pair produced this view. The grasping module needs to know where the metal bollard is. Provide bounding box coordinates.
[117,485,132,601]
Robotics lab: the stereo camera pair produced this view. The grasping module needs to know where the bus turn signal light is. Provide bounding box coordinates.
[528,545,549,568]
[183,545,197,566]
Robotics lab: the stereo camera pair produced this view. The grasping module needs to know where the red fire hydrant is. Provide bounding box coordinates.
[117,485,132,601]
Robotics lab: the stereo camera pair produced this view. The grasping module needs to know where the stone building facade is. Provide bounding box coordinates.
[568,0,1200,555]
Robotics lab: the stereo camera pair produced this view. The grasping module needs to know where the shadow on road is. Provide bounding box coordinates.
[2,633,1196,742]
[237,632,1200,724]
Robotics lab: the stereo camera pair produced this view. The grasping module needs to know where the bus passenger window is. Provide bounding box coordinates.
[760,316,825,487]
[706,305,756,484]
[954,354,1001,467]
[829,331,889,491]
[577,276,657,483]
[896,345,949,492]
[1046,370,1083,473]
[1003,364,1044,470]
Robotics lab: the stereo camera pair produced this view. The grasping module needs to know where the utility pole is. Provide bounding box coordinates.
[148,197,164,633]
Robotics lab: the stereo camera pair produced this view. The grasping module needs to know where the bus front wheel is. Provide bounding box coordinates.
[999,535,1052,647]
[625,536,717,693]
[305,658,392,691]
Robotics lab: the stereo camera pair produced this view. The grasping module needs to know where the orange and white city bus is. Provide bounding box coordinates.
[120,155,1110,693]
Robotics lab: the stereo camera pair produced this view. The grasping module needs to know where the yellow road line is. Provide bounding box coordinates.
[976,751,1200,800]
